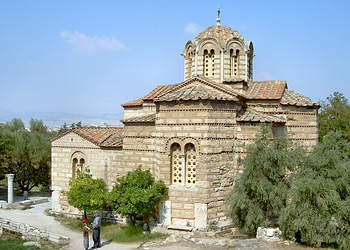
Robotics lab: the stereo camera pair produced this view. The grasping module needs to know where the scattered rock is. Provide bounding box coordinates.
[256,227,283,242]
[23,241,41,248]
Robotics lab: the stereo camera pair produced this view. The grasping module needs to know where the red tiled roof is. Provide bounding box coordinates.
[246,81,287,100]
[155,76,243,102]
[121,113,156,123]
[237,109,286,123]
[122,84,178,107]
[122,78,317,108]
[281,89,319,107]
[50,127,123,148]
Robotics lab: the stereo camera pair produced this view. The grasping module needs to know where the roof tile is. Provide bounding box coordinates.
[50,127,123,148]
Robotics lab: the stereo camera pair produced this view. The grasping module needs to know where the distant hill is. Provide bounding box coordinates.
[0,111,123,130]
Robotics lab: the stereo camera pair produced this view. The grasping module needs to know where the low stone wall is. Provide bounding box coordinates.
[0,217,69,244]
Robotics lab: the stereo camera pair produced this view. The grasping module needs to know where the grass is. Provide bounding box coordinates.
[103,224,167,243]
[46,211,167,243]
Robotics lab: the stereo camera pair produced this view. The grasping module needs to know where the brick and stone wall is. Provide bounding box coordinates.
[51,132,122,213]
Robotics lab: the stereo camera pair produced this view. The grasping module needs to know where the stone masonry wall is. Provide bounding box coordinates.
[0,217,69,244]
[51,132,122,213]
[151,100,241,228]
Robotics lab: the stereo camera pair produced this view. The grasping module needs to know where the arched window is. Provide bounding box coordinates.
[79,159,85,172]
[170,143,197,186]
[203,49,215,77]
[71,152,86,178]
[185,143,196,186]
[72,158,78,178]
[230,49,239,78]
[171,143,183,185]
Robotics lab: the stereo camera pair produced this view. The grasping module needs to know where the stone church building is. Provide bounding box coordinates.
[50,14,319,230]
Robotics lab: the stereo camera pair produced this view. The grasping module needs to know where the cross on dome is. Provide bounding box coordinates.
[216,8,221,25]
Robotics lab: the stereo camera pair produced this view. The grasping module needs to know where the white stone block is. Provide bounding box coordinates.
[195,203,208,229]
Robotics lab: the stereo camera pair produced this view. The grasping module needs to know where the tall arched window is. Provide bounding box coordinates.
[72,158,78,178]
[170,143,197,186]
[230,49,239,78]
[171,143,183,185]
[203,49,215,77]
[185,143,197,186]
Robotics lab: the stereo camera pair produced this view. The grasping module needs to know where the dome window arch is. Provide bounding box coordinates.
[230,49,240,78]
[203,49,215,77]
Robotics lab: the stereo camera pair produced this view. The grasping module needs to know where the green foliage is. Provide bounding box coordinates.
[279,132,350,248]
[319,92,350,141]
[227,125,305,234]
[0,118,51,192]
[109,168,168,226]
[66,168,108,215]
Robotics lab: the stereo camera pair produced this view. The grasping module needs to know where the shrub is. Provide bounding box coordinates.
[279,132,350,248]
[109,168,168,228]
[66,168,108,219]
[227,125,305,234]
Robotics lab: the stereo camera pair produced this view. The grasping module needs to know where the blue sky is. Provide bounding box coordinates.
[0,0,349,116]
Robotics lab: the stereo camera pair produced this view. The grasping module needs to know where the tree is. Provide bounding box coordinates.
[0,118,51,192]
[109,168,168,228]
[319,92,350,141]
[66,168,108,219]
[279,132,350,248]
[227,125,305,234]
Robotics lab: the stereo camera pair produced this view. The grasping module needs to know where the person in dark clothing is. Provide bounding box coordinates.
[92,211,101,248]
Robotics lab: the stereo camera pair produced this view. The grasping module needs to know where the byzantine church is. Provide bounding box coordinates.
[51,12,319,230]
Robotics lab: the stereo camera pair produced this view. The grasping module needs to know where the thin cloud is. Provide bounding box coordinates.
[255,72,273,80]
[185,22,201,35]
[60,31,127,54]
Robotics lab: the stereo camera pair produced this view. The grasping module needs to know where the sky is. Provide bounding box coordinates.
[0,0,349,117]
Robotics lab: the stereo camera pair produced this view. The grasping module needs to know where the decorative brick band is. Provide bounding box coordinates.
[159,109,238,113]
[52,145,100,150]
[157,123,236,127]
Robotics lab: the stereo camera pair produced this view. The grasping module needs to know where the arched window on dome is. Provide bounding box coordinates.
[203,49,215,77]
[186,51,193,78]
[230,49,240,78]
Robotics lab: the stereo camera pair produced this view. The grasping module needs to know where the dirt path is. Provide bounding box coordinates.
[0,200,138,250]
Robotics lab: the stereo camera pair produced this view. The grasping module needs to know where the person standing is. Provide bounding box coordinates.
[92,211,102,248]
[82,219,90,250]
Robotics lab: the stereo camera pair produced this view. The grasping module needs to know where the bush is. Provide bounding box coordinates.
[66,168,108,219]
[227,125,305,234]
[279,132,350,248]
[109,168,168,228]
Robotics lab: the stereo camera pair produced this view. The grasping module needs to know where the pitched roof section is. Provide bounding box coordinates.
[246,81,286,100]
[156,76,243,102]
[122,78,318,108]
[121,113,156,123]
[122,84,178,107]
[50,127,123,148]
[237,109,286,123]
[281,89,319,107]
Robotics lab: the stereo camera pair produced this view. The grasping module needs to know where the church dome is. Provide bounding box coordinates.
[193,24,248,49]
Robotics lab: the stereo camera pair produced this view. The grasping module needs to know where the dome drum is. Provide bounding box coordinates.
[183,24,253,83]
